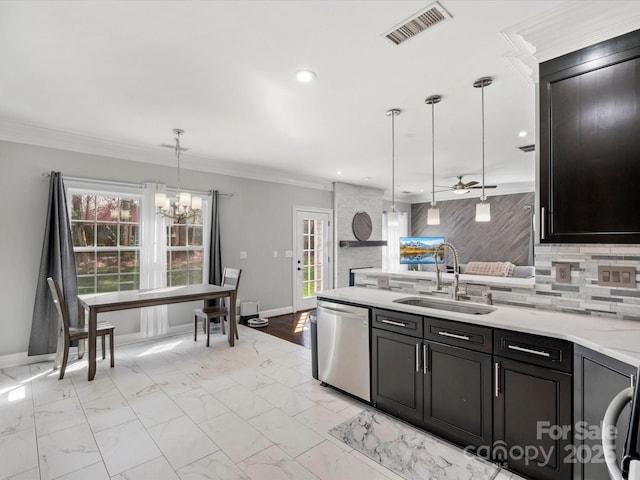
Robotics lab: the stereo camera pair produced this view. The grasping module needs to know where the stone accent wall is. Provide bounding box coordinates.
[334,182,384,288]
[412,193,535,266]
[354,243,640,321]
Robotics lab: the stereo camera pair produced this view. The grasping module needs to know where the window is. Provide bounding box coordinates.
[166,209,205,286]
[69,182,208,294]
[70,192,141,294]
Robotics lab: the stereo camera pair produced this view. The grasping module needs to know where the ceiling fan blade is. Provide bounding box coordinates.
[470,185,497,189]
[463,181,479,188]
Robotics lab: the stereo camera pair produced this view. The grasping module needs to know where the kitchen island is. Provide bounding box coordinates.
[317,287,640,480]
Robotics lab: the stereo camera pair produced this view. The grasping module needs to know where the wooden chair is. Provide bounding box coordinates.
[47,277,114,380]
[193,268,242,347]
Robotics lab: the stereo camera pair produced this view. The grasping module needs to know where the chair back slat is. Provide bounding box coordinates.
[47,277,70,337]
[221,268,242,291]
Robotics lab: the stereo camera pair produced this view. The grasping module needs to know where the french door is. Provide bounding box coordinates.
[293,208,332,312]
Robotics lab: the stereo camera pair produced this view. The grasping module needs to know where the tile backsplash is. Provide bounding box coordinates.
[354,243,640,321]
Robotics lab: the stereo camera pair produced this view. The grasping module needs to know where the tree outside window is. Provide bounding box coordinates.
[70,193,141,294]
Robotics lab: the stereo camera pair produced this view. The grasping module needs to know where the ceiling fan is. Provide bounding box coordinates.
[436,175,497,195]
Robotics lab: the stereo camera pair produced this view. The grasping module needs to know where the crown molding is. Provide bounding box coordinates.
[0,119,334,192]
[501,1,640,83]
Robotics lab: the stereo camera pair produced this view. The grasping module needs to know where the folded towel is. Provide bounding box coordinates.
[464,261,515,277]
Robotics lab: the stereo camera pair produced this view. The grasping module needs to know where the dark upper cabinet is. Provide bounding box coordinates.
[539,29,640,243]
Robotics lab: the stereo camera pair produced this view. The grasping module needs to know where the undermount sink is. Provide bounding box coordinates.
[392,296,495,315]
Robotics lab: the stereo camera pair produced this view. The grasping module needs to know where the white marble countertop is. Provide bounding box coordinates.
[318,287,640,367]
[354,268,536,289]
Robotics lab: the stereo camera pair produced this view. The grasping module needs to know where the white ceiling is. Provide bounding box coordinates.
[1,1,639,202]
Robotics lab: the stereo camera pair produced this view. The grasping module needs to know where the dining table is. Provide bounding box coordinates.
[77,284,237,380]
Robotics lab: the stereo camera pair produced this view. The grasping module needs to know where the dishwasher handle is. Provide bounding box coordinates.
[317,303,368,320]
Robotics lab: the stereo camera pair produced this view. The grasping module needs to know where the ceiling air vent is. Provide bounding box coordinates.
[383,2,452,46]
[518,144,535,153]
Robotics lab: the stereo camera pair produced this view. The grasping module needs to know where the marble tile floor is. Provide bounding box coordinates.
[0,325,524,480]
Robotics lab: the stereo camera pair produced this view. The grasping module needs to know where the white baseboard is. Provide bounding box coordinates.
[260,306,293,318]
[0,324,193,369]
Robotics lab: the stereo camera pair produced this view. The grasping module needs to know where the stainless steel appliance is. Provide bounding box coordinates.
[316,300,370,402]
[604,384,640,479]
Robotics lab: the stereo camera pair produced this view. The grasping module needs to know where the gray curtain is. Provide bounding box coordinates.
[28,172,78,356]
[206,190,222,307]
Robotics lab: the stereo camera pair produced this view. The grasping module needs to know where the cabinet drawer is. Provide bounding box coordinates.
[494,329,572,373]
[372,309,423,338]
[424,317,492,354]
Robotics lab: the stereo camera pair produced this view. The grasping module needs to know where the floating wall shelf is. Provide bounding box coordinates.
[339,240,388,248]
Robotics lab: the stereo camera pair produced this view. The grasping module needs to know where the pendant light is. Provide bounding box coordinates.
[474,77,492,222]
[386,108,401,227]
[425,95,441,225]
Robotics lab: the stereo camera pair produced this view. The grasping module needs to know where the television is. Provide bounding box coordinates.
[399,237,445,264]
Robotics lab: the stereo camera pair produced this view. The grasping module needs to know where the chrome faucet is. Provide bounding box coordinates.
[434,242,461,300]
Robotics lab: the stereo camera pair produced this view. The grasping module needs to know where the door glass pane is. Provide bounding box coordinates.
[301,217,324,299]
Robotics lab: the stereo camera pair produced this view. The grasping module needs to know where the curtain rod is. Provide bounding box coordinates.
[41,172,233,197]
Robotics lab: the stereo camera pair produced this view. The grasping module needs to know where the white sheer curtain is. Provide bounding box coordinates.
[382,212,408,272]
[139,182,168,337]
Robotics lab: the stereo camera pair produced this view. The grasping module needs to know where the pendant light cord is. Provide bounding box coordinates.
[481,83,486,202]
[385,108,400,214]
[391,112,396,212]
[431,101,435,207]
[175,129,182,197]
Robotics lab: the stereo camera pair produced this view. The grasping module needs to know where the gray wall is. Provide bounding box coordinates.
[0,140,332,357]
[412,192,535,266]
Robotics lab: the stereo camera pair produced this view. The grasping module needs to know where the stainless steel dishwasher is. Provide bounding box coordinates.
[316,300,370,402]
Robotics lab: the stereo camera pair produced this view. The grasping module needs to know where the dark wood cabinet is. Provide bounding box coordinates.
[573,345,637,480]
[372,311,493,451]
[372,327,423,425]
[423,341,493,451]
[494,357,572,480]
[494,330,573,480]
[539,28,640,243]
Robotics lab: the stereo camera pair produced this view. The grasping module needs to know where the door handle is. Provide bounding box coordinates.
[494,362,501,397]
[415,344,420,373]
[541,206,546,240]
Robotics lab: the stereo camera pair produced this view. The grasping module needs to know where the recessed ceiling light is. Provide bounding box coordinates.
[518,131,527,137]
[337,170,342,175]
[296,70,316,82]
[363,176,372,181]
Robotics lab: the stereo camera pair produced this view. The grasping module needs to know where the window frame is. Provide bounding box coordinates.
[165,193,209,287]
[65,179,211,294]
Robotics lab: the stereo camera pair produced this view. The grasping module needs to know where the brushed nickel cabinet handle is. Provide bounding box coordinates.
[495,362,501,397]
[438,331,470,341]
[415,344,420,372]
[382,319,406,327]
[541,207,546,240]
[507,344,550,358]
[423,344,428,374]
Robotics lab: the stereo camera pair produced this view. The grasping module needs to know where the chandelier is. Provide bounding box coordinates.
[154,129,202,219]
